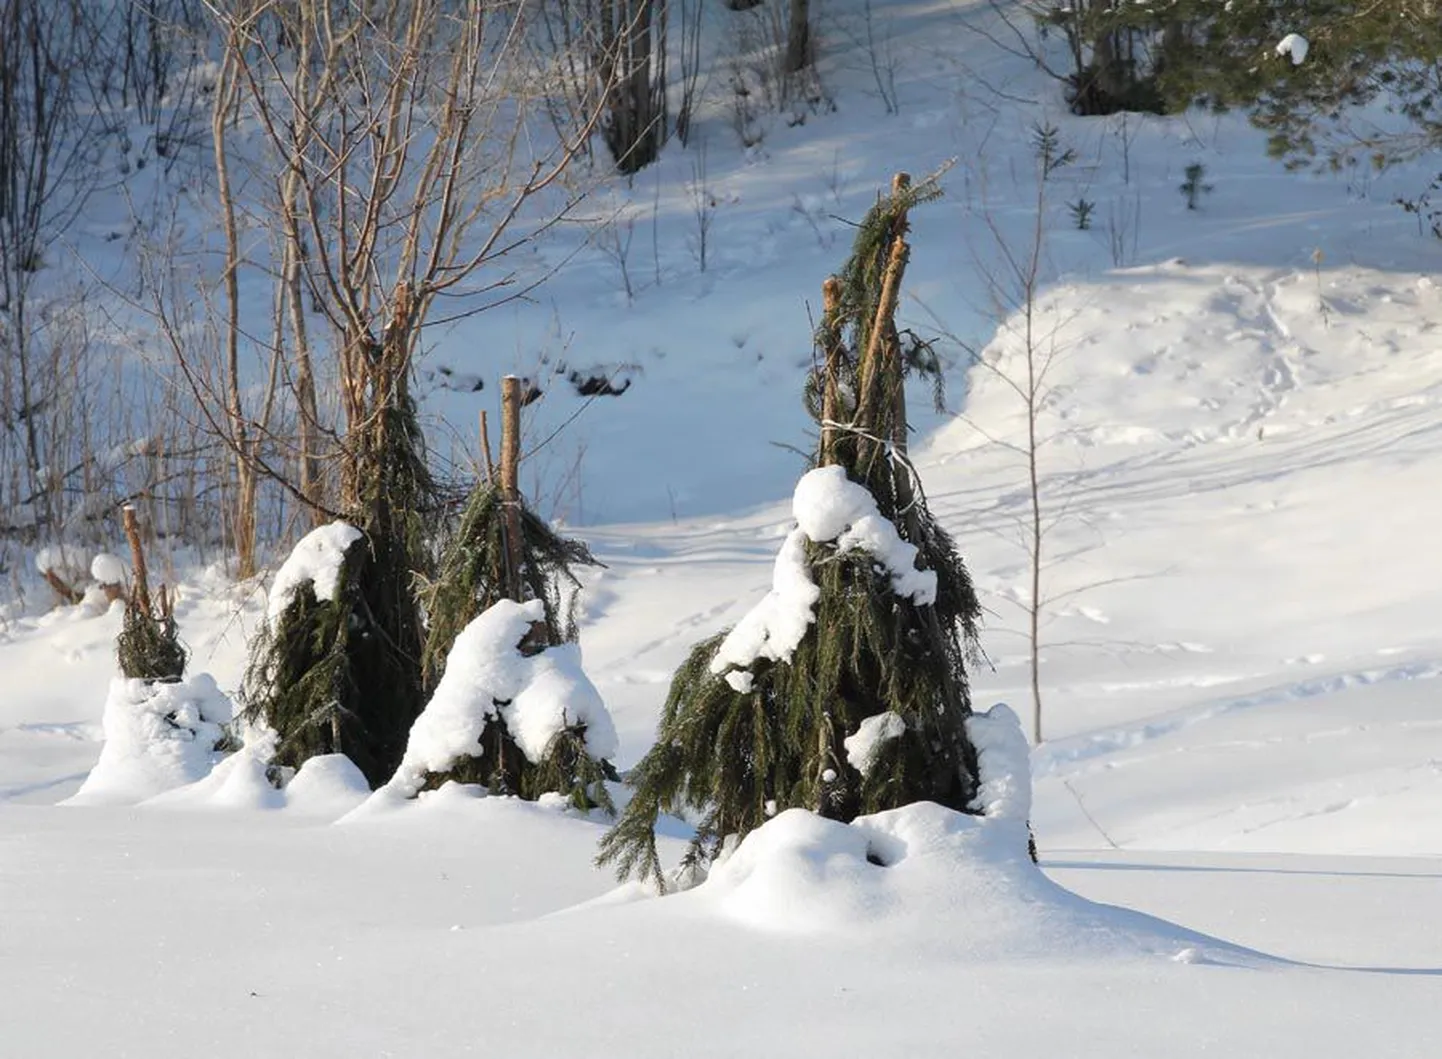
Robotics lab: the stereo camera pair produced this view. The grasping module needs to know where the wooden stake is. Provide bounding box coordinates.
[856,173,914,453]
[122,505,153,617]
[479,409,497,485]
[819,276,843,466]
[889,174,912,455]
[499,377,525,603]
[855,234,909,432]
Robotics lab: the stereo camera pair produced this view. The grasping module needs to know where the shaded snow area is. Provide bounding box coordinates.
[374,598,616,803]
[265,521,362,623]
[5,0,1442,1054]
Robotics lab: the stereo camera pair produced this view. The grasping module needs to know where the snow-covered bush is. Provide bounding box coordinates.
[67,674,234,806]
[240,521,421,788]
[379,598,617,811]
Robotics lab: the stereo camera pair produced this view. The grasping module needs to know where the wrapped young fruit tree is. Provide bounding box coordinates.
[403,379,616,809]
[598,172,999,889]
[240,521,421,787]
[242,362,434,788]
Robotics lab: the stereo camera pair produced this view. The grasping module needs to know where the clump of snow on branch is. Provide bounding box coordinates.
[90,553,126,587]
[34,544,88,583]
[966,703,1032,823]
[380,598,617,799]
[792,466,936,603]
[710,467,936,690]
[844,711,906,775]
[266,521,363,623]
[710,530,819,691]
[67,674,233,805]
[1276,33,1309,66]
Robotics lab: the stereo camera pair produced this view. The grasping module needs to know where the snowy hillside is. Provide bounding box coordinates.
[3,0,1442,1055]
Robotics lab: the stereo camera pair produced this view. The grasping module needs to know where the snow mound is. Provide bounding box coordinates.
[284,754,371,816]
[692,705,1262,965]
[1276,33,1309,66]
[843,711,906,775]
[266,521,363,623]
[374,598,617,802]
[792,466,936,603]
[35,543,88,582]
[66,674,234,806]
[147,736,366,816]
[697,802,1264,965]
[966,702,1032,823]
[710,529,818,691]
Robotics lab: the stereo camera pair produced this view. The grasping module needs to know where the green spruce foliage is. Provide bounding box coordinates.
[420,482,600,688]
[598,172,984,889]
[1130,2,1442,169]
[242,529,425,787]
[414,478,613,808]
[243,388,435,789]
[116,594,186,683]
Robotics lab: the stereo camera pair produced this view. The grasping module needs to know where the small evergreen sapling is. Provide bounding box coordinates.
[597,172,990,889]
[1180,162,1214,210]
[1068,198,1096,230]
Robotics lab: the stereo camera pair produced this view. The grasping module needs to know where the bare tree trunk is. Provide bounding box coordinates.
[784,0,813,74]
[211,45,257,579]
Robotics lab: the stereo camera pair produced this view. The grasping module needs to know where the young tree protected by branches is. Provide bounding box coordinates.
[219,0,598,785]
[410,377,615,808]
[598,173,988,890]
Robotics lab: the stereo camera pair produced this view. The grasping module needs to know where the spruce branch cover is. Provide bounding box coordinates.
[420,482,600,690]
[241,360,437,789]
[404,377,614,806]
[116,506,186,683]
[599,171,985,889]
[241,523,423,788]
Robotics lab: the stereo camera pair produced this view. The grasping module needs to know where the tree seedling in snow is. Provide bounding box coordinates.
[1069,198,1095,230]
[1180,163,1214,210]
[1032,121,1076,181]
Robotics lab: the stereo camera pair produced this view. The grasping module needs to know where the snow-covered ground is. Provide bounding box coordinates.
[4,0,1442,1053]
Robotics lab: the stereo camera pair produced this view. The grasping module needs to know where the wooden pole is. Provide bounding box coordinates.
[122,505,152,617]
[854,173,913,443]
[819,276,843,466]
[855,235,909,434]
[479,409,497,485]
[499,377,525,603]
[888,173,912,455]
